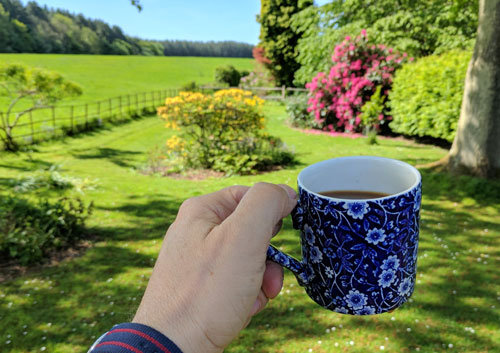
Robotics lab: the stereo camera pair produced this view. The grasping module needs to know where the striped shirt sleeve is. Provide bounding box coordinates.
[88,322,183,353]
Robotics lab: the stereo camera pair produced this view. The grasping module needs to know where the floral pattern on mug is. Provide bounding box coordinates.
[292,181,421,315]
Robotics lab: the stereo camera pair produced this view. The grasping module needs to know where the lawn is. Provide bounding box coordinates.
[1,102,500,353]
[0,54,254,107]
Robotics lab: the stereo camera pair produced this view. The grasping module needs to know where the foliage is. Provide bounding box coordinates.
[0,0,253,57]
[257,0,314,87]
[0,63,82,150]
[0,195,93,265]
[292,0,478,85]
[306,30,409,133]
[285,94,318,129]
[162,40,253,58]
[252,46,271,65]
[180,81,199,92]
[130,0,142,11]
[11,164,98,194]
[360,85,387,134]
[157,89,295,174]
[215,65,249,87]
[389,50,471,142]
[239,70,275,88]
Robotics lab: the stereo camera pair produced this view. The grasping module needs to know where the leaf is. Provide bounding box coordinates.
[368,215,381,224]
[351,244,365,251]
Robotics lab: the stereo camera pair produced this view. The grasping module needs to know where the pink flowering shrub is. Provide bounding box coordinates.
[306,30,412,133]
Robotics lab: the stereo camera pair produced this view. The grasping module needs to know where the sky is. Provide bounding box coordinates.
[26,0,330,44]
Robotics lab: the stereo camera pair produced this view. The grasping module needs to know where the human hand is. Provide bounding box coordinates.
[133,183,297,353]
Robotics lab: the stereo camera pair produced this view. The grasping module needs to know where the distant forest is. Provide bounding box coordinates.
[0,0,254,57]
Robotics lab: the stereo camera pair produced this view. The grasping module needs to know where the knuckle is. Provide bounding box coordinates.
[254,182,282,195]
[178,196,200,214]
[253,182,288,203]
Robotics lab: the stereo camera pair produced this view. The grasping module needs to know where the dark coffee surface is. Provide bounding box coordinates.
[319,190,390,199]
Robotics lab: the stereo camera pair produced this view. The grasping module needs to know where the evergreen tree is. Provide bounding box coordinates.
[257,0,313,87]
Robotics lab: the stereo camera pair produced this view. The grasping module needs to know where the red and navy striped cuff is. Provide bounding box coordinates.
[88,322,183,353]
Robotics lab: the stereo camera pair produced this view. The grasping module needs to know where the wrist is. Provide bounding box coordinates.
[133,306,223,353]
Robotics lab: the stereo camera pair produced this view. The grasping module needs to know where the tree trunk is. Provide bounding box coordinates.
[448,0,500,178]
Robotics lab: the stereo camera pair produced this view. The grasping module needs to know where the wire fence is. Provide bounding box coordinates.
[0,85,308,149]
[0,89,179,147]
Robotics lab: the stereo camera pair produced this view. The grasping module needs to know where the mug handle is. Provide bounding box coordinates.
[266,204,309,286]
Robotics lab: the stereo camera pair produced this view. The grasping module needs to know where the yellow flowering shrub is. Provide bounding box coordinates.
[157,89,294,175]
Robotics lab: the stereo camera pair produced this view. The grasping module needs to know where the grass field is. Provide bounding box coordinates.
[0,54,254,107]
[0,54,254,146]
[1,102,499,353]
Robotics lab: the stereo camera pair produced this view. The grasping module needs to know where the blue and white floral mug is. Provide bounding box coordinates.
[267,156,422,315]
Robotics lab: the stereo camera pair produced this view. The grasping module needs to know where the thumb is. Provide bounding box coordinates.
[222,182,297,257]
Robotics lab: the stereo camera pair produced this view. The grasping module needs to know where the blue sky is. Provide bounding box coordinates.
[26,0,330,44]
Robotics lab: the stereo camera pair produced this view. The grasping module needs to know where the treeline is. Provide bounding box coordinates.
[162,40,253,58]
[0,0,253,57]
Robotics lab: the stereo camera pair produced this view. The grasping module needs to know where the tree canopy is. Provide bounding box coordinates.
[257,0,314,87]
[292,0,478,85]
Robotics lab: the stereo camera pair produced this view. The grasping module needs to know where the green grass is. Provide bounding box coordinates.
[1,102,500,353]
[0,54,254,106]
[0,54,254,145]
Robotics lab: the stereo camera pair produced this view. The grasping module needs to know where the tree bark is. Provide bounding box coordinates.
[448,0,500,178]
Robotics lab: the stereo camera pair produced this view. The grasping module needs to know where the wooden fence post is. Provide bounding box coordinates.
[281,85,286,100]
[127,94,131,112]
[136,93,139,111]
[150,91,154,108]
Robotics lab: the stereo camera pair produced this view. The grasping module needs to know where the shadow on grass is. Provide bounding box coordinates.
[72,147,142,168]
[421,168,500,205]
[91,194,182,241]
[0,156,54,172]
[0,245,155,352]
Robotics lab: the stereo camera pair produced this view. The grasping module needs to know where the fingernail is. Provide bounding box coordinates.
[251,299,261,316]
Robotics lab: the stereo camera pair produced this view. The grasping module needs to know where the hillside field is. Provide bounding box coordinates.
[0,54,254,107]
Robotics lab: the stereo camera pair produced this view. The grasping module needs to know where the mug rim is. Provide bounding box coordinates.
[297,156,421,202]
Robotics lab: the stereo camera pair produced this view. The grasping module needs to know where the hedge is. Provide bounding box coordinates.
[389,50,471,142]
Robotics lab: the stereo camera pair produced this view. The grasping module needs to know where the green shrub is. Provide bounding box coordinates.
[11,164,99,194]
[215,65,249,87]
[157,89,295,175]
[389,50,471,142]
[180,81,199,92]
[285,94,318,129]
[0,195,93,265]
